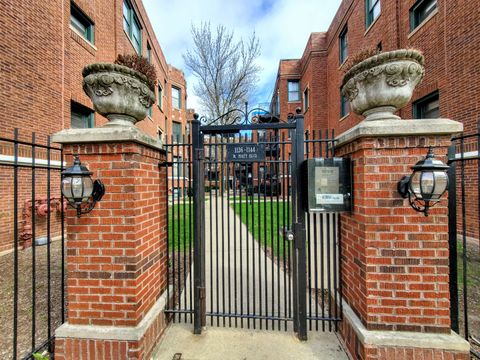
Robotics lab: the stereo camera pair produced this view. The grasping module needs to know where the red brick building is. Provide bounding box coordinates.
[271,0,479,134]
[0,0,190,252]
[271,0,479,239]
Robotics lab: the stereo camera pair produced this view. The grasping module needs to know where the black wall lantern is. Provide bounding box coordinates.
[61,155,105,217]
[397,147,449,216]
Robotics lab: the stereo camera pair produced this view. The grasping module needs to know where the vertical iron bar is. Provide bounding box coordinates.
[291,126,298,334]
[448,143,459,333]
[313,130,319,331]
[281,132,287,331]
[270,132,275,331]
[214,136,220,327]
[275,131,281,331]
[305,130,311,331]
[13,128,19,359]
[227,134,232,327]
[221,134,226,327]
[176,140,181,323]
[182,134,187,323]
[31,132,37,351]
[192,119,205,334]
[460,137,468,340]
[251,135,256,329]
[257,134,262,330]
[246,136,250,329]
[233,146,238,328]
[294,113,307,340]
[47,136,52,348]
[209,136,214,326]
[263,141,268,330]
[188,136,194,323]
[60,146,65,324]
[240,135,244,329]
[320,131,326,331]
[165,144,171,314]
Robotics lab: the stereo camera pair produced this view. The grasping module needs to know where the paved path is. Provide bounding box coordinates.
[157,197,348,359]
[153,323,348,360]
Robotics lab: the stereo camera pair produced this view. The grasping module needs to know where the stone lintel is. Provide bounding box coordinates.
[51,125,165,152]
[342,300,470,352]
[55,286,172,341]
[336,118,463,148]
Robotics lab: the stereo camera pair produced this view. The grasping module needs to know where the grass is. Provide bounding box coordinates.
[232,200,291,257]
[168,203,192,251]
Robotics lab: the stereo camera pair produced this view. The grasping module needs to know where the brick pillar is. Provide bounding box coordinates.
[52,127,170,360]
[335,119,470,360]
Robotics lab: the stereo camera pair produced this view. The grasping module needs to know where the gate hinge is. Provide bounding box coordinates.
[194,149,204,161]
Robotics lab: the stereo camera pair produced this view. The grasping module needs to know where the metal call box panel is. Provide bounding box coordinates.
[304,158,352,212]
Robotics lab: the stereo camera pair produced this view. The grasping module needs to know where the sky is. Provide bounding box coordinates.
[143,0,341,113]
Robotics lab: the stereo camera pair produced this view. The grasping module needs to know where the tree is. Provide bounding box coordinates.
[183,22,261,123]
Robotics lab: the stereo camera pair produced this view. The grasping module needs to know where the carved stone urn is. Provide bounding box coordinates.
[82,63,155,127]
[341,49,425,121]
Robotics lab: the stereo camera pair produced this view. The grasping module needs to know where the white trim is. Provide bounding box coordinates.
[342,299,470,352]
[0,155,65,169]
[455,150,478,160]
[56,285,172,341]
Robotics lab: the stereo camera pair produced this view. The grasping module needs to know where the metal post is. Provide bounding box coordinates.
[447,143,459,333]
[293,109,307,340]
[192,117,206,334]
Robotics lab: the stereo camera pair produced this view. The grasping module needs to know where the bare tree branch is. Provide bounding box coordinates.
[183,22,261,123]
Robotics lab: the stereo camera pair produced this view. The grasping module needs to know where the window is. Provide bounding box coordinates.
[147,106,152,119]
[70,2,94,44]
[339,26,348,64]
[172,86,181,109]
[123,0,142,54]
[410,0,437,31]
[413,91,439,119]
[172,121,182,143]
[173,156,182,178]
[275,93,280,116]
[287,81,300,102]
[71,102,94,129]
[303,88,309,111]
[158,84,163,110]
[340,91,350,118]
[147,43,152,63]
[366,0,381,28]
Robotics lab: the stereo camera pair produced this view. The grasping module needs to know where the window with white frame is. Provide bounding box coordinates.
[288,80,300,102]
[366,0,381,28]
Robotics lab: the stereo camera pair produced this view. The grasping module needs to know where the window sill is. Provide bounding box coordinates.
[339,57,348,70]
[70,25,97,52]
[364,13,381,36]
[339,113,350,122]
[287,100,301,104]
[408,8,439,39]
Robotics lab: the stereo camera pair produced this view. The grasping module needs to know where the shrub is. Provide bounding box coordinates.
[115,53,156,89]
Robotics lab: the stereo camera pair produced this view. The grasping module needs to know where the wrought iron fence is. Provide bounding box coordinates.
[448,121,480,358]
[0,129,65,359]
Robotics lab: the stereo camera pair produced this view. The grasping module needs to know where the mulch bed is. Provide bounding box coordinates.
[0,240,65,359]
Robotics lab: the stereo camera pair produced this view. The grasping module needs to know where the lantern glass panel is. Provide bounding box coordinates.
[420,171,435,198]
[62,177,73,202]
[410,171,422,199]
[431,171,448,200]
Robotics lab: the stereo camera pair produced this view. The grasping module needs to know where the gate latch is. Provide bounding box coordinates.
[285,230,294,242]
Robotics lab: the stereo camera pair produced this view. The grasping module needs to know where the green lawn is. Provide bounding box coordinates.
[168,203,192,250]
[232,200,292,257]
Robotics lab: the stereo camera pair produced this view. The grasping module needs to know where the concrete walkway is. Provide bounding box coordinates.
[156,197,348,359]
[153,323,349,360]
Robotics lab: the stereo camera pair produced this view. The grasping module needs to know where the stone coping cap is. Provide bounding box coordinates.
[51,125,165,152]
[55,285,172,341]
[341,299,470,352]
[336,118,463,148]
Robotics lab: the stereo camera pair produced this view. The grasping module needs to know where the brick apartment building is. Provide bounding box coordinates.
[0,0,191,252]
[270,0,479,239]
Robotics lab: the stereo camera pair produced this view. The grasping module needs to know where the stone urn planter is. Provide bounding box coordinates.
[82,63,155,127]
[341,49,425,121]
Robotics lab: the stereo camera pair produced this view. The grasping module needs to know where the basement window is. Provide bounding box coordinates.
[70,2,94,44]
[410,0,438,31]
[413,91,439,119]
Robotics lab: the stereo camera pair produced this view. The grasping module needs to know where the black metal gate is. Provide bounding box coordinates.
[164,107,342,341]
[448,121,480,358]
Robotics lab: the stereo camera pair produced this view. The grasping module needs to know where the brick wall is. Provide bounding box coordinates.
[336,135,452,333]
[61,142,167,326]
[0,0,190,251]
[272,0,479,135]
